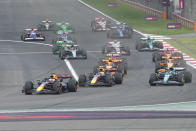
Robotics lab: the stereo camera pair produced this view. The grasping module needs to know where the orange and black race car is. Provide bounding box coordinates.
[152,48,183,62]
[155,58,186,73]
[98,54,128,74]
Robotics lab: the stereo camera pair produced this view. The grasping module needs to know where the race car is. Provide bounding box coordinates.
[155,58,186,73]
[52,33,77,45]
[98,54,128,74]
[59,44,87,59]
[149,67,192,86]
[102,40,130,55]
[149,67,185,86]
[37,19,55,31]
[152,48,183,62]
[93,65,124,84]
[106,25,133,39]
[55,22,75,34]
[22,73,78,95]
[136,37,163,51]
[21,29,45,41]
[79,68,121,87]
[52,40,73,54]
[91,17,111,32]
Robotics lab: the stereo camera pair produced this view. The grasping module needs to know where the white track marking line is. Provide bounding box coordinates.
[2,100,196,113]
[87,50,101,52]
[64,59,79,81]
[0,39,53,46]
[0,52,51,55]
[0,39,80,82]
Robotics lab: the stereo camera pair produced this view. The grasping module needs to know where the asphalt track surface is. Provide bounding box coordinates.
[0,0,196,129]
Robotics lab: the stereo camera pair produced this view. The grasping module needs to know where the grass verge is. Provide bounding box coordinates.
[82,0,194,35]
[165,38,196,59]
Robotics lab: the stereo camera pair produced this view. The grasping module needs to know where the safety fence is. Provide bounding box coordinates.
[119,0,196,31]
[118,0,163,18]
[172,13,195,30]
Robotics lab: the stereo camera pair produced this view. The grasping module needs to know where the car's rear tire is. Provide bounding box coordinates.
[52,45,59,54]
[184,71,192,83]
[53,81,62,94]
[149,73,157,86]
[59,49,65,60]
[79,74,86,87]
[23,81,33,95]
[114,72,123,84]
[105,74,113,87]
[68,79,78,92]
[177,72,184,86]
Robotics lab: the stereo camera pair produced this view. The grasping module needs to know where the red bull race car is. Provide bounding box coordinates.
[22,73,77,95]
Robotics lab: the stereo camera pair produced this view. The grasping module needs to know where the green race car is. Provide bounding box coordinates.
[55,22,75,34]
[52,40,73,54]
[136,37,163,51]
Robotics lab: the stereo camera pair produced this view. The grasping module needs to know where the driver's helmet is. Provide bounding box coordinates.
[108,60,113,66]
[46,19,49,23]
[114,40,118,43]
[31,28,34,32]
[168,67,174,71]
[69,44,75,50]
[99,66,105,72]
[62,32,68,36]
[114,40,119,44]
[147,36,151,41]
[50,73,58,80]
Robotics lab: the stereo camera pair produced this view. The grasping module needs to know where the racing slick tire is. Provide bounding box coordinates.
[149,73,157,86]
[59,49,65,60]
[136,42,142,51]
[23,81,33,95]
[183,71,192,83]
[154,53,162,62]
[92,25,96,32]
[89,73,94,80]
[105,74,113,87]
[117,63,125,75]
[172,52,184,60]
[152,52,156,62]
[79,74,86,87]
[77,49,87,59]
[106,31,111,38]
[52,45,59,54]
[122,59,128,74]
[114,72,123,84]
[124,45,131,55]
[21,34,25,41]
[177,72,184,86]
[68,79,78,92]
[53,81,63,94]
[101,45,106,54]
[127,30,133,38]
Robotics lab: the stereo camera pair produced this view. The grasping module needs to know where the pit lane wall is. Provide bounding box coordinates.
[121,0,196,31]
